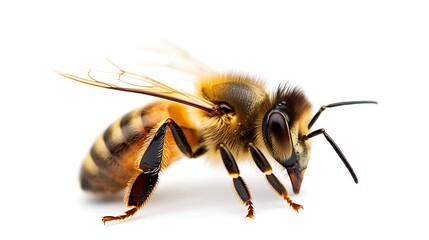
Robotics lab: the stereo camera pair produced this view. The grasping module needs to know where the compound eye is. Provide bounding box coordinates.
[268,112,290,147]
[263,110,293,160]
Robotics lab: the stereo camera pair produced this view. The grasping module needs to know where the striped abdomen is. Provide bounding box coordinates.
[80,101,200,195]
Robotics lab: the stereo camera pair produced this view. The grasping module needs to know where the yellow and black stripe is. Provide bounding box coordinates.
[79,101,201,195]
[80,105,157,194]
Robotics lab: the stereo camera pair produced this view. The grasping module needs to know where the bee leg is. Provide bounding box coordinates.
[102,118,203,224]
[102,119,172,224]
[248,143,303,212]
[218,144,254,219]
[102,172,159,224]
[191,145,207,158]
[166,118,207,158]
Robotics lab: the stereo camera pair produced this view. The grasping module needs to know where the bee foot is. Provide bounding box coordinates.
[290,203,304,212]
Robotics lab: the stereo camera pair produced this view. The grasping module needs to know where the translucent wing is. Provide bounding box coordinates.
[132,40,212,77]
[58,42,217,113]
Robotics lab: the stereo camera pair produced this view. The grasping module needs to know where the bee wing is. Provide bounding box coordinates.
[132,40,213,77]
[59,59,215,113]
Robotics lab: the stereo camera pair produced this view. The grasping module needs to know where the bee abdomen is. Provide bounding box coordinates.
[80,107,157,194]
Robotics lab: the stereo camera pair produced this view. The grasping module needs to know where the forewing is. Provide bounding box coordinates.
[58,42,216,113]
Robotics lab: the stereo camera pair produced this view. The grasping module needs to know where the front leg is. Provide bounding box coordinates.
[248,143,303,212]
[102,118,200,224]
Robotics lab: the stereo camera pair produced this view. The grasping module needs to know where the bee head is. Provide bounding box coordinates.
[260,85,313,193]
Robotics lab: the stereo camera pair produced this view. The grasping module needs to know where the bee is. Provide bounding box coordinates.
[59,44,376,224]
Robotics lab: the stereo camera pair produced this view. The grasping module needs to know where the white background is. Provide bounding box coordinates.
[1,0,428,239]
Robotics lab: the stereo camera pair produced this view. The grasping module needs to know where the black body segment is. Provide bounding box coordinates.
[102,172,160,224]
[139,118,196,172]
[248,143,303,211]
[191,146,208,158]
[103,117,200,223]
[265,174,285,196]
[128,173,159,207]
[233,177,251,203]
[219,144,240,176]
[218,143,254,218]
[139,122,167,173]
[167,119,193,158]
[248,142,272,173]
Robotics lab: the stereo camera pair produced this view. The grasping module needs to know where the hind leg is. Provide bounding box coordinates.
[102,118,200,224]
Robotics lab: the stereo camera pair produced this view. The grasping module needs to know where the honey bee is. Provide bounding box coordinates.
[59,44,376,224]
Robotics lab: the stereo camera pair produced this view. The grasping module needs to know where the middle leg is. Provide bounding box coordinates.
[218,144,254,219]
